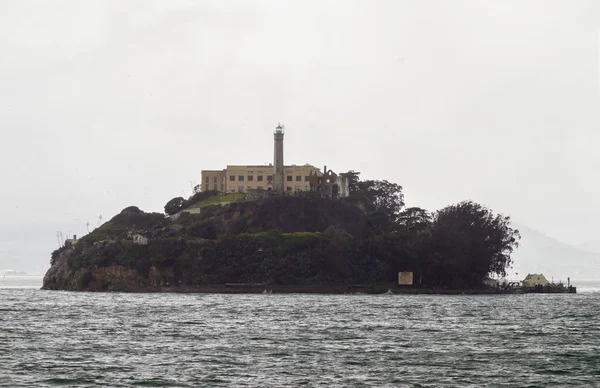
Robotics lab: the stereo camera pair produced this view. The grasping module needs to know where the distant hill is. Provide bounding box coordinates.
[576,240,600,255]
[511,223,600,281]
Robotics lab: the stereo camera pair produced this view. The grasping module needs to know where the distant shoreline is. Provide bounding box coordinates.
[1,274,43,278]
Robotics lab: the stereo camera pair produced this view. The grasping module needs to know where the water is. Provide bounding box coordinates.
[1,278,600,387]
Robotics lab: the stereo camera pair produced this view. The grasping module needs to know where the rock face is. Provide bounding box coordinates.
[43,248,75,290]
[43,246,177,292]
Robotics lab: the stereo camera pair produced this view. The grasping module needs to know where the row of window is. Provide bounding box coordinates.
[230,175,270,182]
[229,175,310,182]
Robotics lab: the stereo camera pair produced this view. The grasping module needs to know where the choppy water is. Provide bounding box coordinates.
[1,277,600,387]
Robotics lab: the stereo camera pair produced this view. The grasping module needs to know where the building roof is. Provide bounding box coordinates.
[224,164,318,168]
[523,273,546,280]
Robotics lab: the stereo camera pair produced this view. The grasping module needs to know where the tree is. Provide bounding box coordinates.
[341,170,361,194]
[398,207,432,232]
[164,197,187,215]
[357,180,405,218]
[421,201,520,288]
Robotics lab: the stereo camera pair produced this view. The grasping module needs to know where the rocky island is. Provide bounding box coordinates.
[43,175,521,293]
[43,124,520,293]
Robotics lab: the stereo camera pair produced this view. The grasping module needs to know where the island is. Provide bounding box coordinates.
[43,124,522,294]
[43,175,522,293]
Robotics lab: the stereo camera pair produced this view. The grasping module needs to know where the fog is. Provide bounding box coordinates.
[1,0,600,274]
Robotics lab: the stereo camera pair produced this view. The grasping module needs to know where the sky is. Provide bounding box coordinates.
[1,0,600,273]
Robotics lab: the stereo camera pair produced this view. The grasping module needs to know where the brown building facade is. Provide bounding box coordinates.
[201,164,321,193]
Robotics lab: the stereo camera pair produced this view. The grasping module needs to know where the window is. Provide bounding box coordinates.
[305,176,310,181]
[257,175,264,182]
[247,175,254,181]
[239,176,245,181]
[296,176,301,182]
[229,175,235,181]
[267,175,273,182]
[286,187,292,191]
[287,176,292,182]
[213,184,217,190]
[213,177,217,183]
[205,177,209,183]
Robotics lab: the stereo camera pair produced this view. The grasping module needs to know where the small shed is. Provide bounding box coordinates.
[522,273,549,287]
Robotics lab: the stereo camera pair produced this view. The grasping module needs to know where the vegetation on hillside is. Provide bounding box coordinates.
[49,172,520,290]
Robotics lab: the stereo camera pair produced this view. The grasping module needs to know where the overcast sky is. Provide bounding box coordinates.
[2,0,600,273]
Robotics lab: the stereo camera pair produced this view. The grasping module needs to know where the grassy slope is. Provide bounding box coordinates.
[187,193,246,209]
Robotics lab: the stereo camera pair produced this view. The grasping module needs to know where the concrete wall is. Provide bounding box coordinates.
[183,208,202,214]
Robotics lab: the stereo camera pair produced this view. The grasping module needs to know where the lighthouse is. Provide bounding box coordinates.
[273,123,285,192]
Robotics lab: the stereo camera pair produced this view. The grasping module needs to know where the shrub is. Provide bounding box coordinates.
[188,219,218,239]
[50,245,69,266]
[82,208,166,242]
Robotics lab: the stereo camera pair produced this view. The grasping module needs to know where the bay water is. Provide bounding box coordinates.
[1,277,600,387]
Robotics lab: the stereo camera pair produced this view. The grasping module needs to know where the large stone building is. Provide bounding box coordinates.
[201,124,348,197]
[202,164,320,194]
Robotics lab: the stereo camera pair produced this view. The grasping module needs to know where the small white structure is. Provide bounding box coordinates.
[522,273,549,287]
[133,234,149,245]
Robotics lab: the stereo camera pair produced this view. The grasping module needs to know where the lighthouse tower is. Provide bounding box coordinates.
[273,123,285,192]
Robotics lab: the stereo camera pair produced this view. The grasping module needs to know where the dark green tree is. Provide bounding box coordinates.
[357,180,404,216]
[164,197,187,215]
[398,207,432,232]
[420,201,520,288]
